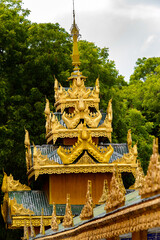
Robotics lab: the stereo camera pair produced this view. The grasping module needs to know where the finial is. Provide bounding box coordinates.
[104,166,125,212]
[70,0,81,70]
[73,0,75,24]
[98,179,108,204]
[80,180,93,220]
[51,203,58,231]
[24,129,30,148]
[62,194,73,228]
[40,208,45,235]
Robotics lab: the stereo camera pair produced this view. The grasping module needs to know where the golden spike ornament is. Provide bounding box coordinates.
[24,129,32,171]
[105,166,125,212]
[70,0,80,69]
[140,138,160,198]
[80,180,93,220]
[62,194,73,228]
[44,99,51,134]
[1,172,31,193]
[51,203,58,231]
[127,129,132,153]
[40,208,45,235]
[98,179,108,204]
[134,160,145,190]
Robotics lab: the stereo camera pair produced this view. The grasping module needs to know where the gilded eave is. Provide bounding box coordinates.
[8,215,62,229]
[27,163,137,181]
[46,125,113,144]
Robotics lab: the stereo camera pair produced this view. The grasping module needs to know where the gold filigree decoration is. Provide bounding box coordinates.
[44,99,51,134]
[114,130,137,164]
[1,172,31,193]
[9,198,34,216]
[37,198,160,240]
[62,194,73,228]
[51,203,58,231]
[99,99,113,140]
[33,145,59,168]
[28,163,137,181]
[54,74,100,112]
[116,170,126,195]
[98,179,108,204]
[133,160,145,190]
[62,96,102,129]
[105,167,125,212]
[75,151,95,164]
[47,125,112,145]
[40,208,45,235]
[80,180,93,220]
[140,138,160,198]
[25,129,32,171]
[57,123,113,164]
[127,129,132,153]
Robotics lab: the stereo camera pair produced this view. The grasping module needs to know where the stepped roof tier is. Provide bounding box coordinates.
[45,6,112,144]
[25,128,138,182]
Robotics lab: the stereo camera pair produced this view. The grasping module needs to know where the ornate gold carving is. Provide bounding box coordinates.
[76,152,95,164]
[33,145,59,168]
[98,179,108,204]
[9,197,34,216]
[114,130,137,165]
[116,170,126,195]
[51,203,58,231]
[25,129,32,171]
[36,197,160,240]
[140,138,160,198]
[9,215,62,229]
[62,194,73,228]
[57,123,113,164]
[44,99,52,134]
[127,129,132,153]
[105,167,125,212]
[61,94,102,129]
[134,160,145,190]
[40,208,45,235]
[1,172,31,193]
[47,127,112,145]
[80,180,93,220]
[27,163,137,181]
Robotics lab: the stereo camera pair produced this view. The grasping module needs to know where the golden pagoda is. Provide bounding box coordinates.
[1,4,139,235]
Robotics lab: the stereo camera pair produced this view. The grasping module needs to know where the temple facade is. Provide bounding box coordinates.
[1,6,160,240]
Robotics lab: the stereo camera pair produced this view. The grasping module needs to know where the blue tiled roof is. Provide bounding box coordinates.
[8,191,52,216]
[30,142,128,166]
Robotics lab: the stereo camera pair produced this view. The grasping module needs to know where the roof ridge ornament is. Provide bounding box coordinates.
[70,0,81,71]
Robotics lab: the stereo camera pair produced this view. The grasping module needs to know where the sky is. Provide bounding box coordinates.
[22,0,160,82]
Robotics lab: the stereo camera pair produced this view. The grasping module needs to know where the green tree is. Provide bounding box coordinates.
[130,57,160,83]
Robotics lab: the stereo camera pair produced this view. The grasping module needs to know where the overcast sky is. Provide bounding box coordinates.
[22,0,160,82]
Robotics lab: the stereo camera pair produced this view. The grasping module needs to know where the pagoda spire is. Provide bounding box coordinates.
[70,0,80,70]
